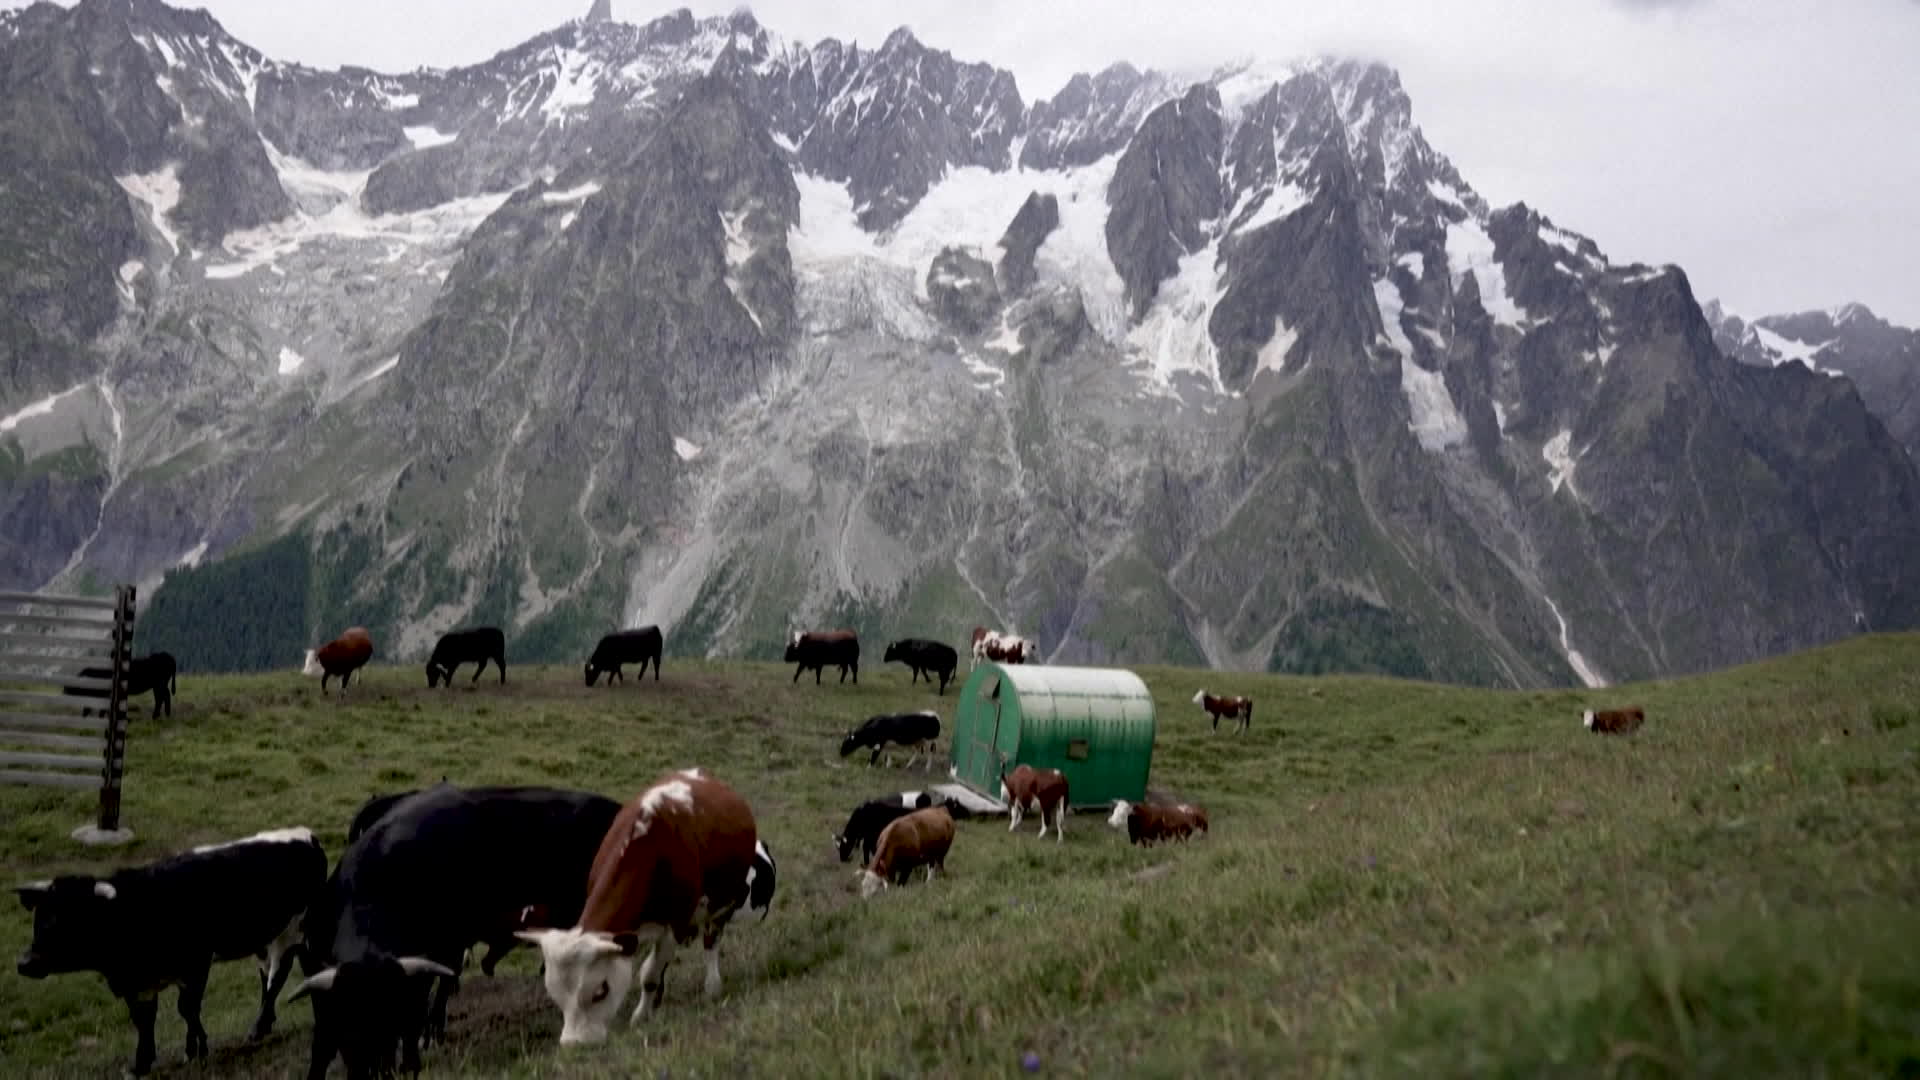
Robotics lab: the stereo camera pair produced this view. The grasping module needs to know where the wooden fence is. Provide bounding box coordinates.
[0,586,137,842]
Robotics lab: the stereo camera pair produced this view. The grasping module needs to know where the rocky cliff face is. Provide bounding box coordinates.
[4,0,1917,685]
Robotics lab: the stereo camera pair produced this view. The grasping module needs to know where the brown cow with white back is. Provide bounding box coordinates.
[515,768,758,1046]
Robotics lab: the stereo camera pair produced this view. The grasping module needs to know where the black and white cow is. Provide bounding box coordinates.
[13,826,326,1076]
[746,839,777,921]
[832,791,937,863]
[291,783,622,1080]
[839,711,941,768]
[881,638,959,695]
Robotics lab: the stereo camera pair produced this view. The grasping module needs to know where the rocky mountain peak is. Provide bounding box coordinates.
[584,0,614,24]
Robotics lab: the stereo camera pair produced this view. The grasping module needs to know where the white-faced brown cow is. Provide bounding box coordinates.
[857,805,955,899]
[1583,706,1646,735]
[1192,689,1253,734]
[999,763,1068,843]
[515,768,758,1046]
[1106,800,1209,846]
[973,630,1036,666]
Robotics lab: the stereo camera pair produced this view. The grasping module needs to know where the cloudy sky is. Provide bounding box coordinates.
[11,0,1920,323]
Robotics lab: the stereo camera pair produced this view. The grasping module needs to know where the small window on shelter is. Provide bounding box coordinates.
[1066,739,1090,761]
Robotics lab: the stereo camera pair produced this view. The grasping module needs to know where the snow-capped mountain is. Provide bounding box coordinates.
[4,0,1917,686]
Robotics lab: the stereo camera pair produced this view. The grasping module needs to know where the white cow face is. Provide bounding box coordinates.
[1106,800,1132,829]
[515,928,640,1046]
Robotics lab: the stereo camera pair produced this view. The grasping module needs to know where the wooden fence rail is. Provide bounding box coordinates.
[0,586,137,844]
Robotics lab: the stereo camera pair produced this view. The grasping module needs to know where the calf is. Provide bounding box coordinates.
[425,626,506,688]
[1192,689,1253,734]
[839,711,941,768]
[292,784,622,1078]
[1106,800,1209,846]
[65,651,178,719]
[785,628,859,684]
[516,768,759,1046]
[303,628,374,697]
[999,763,1069,843]
[14,826,326,1077]
[1583,706,1646,735]
[584,626,663,686]
[882,638,959,694]
[857,805,955,898]
[833,790,937,863]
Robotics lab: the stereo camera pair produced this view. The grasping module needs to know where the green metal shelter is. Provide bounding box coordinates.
[947,662,1157,809]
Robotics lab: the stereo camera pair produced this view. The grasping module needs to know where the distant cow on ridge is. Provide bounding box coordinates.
[1192,689,1253,734]
[882,638,958,694]
[1583,706,1645,735]
[584,626,663,686]
[303,628,373,697]
[786,629,859,684]
[426,627,506,687]
[66,651,178,718]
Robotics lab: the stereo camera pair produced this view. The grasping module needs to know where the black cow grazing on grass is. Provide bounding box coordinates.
[833,791,937,863]
[292,784,622,1079]
[839,711,941,768]
[584,626,663,686]
[13,826,326,1077]
[425,627,505,688]
[882,638,958,694]
[66,651,178,718]
[786,629,859,684]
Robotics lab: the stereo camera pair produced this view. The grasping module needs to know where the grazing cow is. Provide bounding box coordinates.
[785,629,859,684]
[303,628,374,697]
[857,805,955,898]
[999,763,1069,843]
[14,827,326,1077]
[1106,800,1209,846]
[425,627,506,688]
[65,651,179,719]
[291,784,622,1078]
[1192,689,1254,734]
[584,626,663,686]
[833,790,937,863]
[1583,706,1646,735]
[515,768,759,1046]
[974,629,1036,665]
[839,711,941,768]
[882,638,959,694]
[746,840,777,921]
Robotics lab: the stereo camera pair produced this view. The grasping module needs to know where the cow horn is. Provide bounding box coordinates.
[287,967,339,1001]
[15,880,51,893]
[397,956,456,979]
[93,882,117,900]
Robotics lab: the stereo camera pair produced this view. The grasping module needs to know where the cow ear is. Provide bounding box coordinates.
[15,880,52,910]
[611,933,641,957]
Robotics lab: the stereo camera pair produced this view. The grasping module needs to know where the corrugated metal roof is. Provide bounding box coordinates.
[994,664,1152,699]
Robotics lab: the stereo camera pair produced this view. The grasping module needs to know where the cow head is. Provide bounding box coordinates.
[832,829,858,862]
[1191,689,1208,705]
[882,641,901,663]
[425,661,448,689]
[855,868,889,899]
[15,877,118,978]
[514,927,643,1046]
[288,954,456,1079]
[1106,800,1133,830]
[301,649,324,677]
[747,840,777,920]
[583,661,602,688]
[837,730,864,758]
[1581,709,1595,730]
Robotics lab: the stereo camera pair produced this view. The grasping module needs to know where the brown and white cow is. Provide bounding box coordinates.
[1192,689,1253,734]
[514,768,758,1046]
[1583,706,1645,735]
[999,763,1068,842]
[1106,800,1208,846]
[973,629,1036,666]
[856,805,955,899]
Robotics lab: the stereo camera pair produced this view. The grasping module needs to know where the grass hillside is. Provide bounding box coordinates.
[3,636,1919,1078]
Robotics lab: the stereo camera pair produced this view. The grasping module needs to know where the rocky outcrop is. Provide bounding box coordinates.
[928,248,1001,334]
[996,191,1059,294]
[1104,86,1225,319]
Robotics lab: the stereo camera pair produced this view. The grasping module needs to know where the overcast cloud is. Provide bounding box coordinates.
[9,0,1919,323]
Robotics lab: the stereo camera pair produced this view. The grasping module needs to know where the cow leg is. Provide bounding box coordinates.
[125,992,160,1076]
[321,672,332,695]
[1008,802,1023,832]
[249,914,303,1039]
[500,654,509,684]
[631,931,676,1025]
[423,970,458,1046]
[177,964,211,1060]
[1053,803,1066,843]
[700,911,736,999]
[851,659,858,683]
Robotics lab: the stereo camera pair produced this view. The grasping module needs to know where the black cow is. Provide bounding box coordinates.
[882,638,959,694]
[832,791,936,863]
[65,651,178,718]
[785,629,859,684]
[839,711,941,768]
[14,826,326,1076]
[747,840,777,921]
[424,627,505,688]
[583,626,662,686]
[292,783,621,1080]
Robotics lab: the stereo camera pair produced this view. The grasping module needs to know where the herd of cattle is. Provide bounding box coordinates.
[14,614,1653,1077]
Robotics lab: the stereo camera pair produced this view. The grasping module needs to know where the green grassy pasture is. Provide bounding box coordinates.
[3,635,1918,1078]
